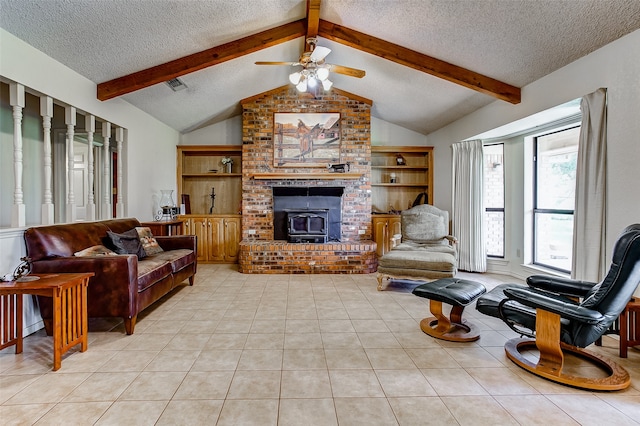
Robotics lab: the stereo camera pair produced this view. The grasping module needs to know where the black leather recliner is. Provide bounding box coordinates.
[476,224,640,390]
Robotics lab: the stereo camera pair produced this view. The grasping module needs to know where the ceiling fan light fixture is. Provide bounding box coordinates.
[322,79,333,91]
[296,79,308,92]
[307,77,318,88]
[289,72,302,85]
[316,67,330,81]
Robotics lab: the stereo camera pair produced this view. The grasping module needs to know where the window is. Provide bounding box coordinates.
[533,126,580,272]
[484,143,504,257]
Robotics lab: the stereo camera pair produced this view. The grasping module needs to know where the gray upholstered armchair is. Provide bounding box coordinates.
[377,204,458,290]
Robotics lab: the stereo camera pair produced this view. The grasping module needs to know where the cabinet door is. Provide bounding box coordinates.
[389,217,402,243]
[373,216,402,257]
[224,218,240,262]
[373,217,389,257]
[208,218,226,262]
[191,216,210,262]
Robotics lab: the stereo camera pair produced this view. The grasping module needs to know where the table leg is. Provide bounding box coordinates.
[80,279,88,352]
[15,295,23,354]
[52,289,62,371]
[1,294,23,354]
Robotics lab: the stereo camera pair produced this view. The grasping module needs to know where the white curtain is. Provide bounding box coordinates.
[452,140,486,272]
[572,88,607,281]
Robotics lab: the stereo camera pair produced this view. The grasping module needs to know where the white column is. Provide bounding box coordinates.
[102,121,112,219]
[115,127,125,218]
[10,83,25,228]
[85,115,96,221]
[65,106,77,223]
[40,96,55,225]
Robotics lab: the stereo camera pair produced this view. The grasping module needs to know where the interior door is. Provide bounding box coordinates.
[72,141,88,221]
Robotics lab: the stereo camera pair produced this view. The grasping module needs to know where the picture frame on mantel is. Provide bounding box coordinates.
[273,112,341,167]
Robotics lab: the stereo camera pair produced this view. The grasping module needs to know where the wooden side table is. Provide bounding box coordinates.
[0,273,93,371]
[620,297,640,358]
[140,219,184,236]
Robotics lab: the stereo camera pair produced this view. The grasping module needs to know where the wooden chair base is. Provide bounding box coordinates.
[504,338,631,391]
[420,316,480,342]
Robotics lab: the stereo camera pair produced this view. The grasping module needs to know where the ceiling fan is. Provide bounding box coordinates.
[255,37,365,92]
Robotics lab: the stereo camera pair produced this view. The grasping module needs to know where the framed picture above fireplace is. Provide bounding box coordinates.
[273,112,340,167]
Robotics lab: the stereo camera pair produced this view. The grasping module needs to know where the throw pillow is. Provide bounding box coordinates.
[105,229,146,259]
[135,227,164,256]
[74,244,118,257]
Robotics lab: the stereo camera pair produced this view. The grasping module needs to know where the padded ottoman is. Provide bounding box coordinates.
[412,278,486,342]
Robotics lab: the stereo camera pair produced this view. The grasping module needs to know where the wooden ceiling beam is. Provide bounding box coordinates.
[318,20,521,104]
[97,19,307,101]
[306,0,321,40]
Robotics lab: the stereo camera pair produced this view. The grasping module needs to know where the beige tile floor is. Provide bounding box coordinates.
[1,264,638,425]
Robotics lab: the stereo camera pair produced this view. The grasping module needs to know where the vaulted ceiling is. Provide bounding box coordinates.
[2,0,639,135]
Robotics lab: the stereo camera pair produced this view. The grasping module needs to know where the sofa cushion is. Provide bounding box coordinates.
[24,222,111,260]
[137,259,173,292]
[74,245,118,257]
[101,218,142,234]
[394,241,456,255]
[105,229,146,259]
[378,249,456,273]
[152,249,195,273]
[135,227,164,256]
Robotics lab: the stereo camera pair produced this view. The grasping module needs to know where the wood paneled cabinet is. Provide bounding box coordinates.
[372,214,402,257]
[371,146,432,257]
[182,215,240,263]
[177,145,242,216]
[371,146,433,214]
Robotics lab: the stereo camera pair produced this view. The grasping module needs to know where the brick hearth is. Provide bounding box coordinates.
[239,241,377,274]
[239,86,375,273]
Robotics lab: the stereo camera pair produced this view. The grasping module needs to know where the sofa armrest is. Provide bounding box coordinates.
[155,235,197,252]
[31,255,138,318]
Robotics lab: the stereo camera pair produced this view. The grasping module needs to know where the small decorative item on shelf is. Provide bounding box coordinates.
[155,189,178,221]
[209,187,216,214]
[390,172,397,183]
[221,156,233,173]
[395,153,406,165]
[327,162,350,173]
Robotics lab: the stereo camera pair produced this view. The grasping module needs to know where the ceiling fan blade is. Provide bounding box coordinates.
[310,45,331,62]
[327,64,366,78]
[255,61,298,66]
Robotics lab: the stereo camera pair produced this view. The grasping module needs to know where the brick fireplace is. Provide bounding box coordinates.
[239,86,377,273]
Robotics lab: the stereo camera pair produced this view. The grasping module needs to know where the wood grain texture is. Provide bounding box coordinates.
[318,20,521,104]
[97,20,307,100]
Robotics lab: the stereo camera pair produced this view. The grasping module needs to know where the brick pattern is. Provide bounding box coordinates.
[239,241,378,274]
[240,86,375,273]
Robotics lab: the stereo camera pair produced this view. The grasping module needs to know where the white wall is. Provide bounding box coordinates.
[180,115,243,145]
[0,28,180,332]
[428,29,640,280]
[371,117,427,146]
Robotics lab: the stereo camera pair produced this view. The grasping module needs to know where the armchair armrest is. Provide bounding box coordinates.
[445,235,457,245]
[526,275,597,298]
[504,287,604,324]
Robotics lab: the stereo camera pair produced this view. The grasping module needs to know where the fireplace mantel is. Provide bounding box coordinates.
[251,172,362,180]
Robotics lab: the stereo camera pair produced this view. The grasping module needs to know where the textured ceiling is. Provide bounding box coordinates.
[1,0,639,135]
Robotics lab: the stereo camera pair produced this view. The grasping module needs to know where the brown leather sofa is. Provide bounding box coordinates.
[24,218,197,334]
